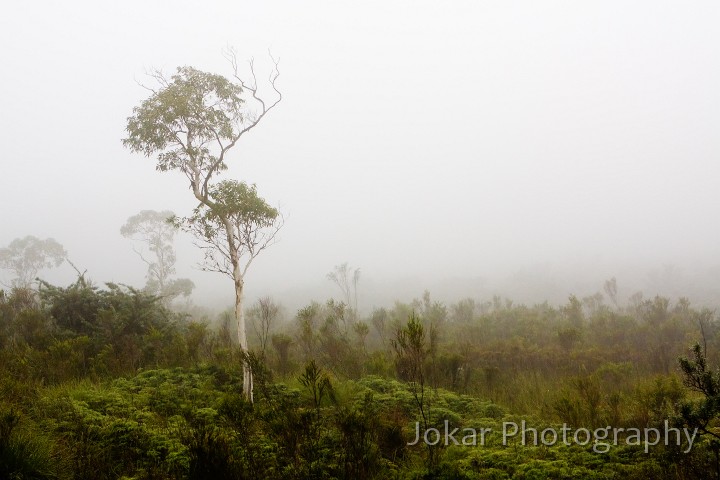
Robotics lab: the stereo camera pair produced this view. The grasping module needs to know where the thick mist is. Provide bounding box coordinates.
[1,1,719,314]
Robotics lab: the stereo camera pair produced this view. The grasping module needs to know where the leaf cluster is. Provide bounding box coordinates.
[123,66,244,175]
[173,180,281,277]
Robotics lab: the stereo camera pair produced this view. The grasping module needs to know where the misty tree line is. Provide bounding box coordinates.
[4,271,720,477]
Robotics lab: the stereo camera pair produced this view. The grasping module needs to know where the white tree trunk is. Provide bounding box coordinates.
[234,265,253,402]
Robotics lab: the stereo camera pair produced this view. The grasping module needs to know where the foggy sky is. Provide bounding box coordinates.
[1,1,719,313]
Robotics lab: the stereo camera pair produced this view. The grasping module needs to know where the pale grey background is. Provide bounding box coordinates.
[1,1,718,312]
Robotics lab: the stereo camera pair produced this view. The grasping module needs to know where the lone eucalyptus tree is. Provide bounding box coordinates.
[122,53,282,401]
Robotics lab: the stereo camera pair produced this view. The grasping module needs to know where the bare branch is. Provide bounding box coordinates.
[131,245,154,267]
[242,213,283,277]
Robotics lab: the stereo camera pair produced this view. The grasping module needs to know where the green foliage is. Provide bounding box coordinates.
[392,312,429,384]
[0,404,60,479]
[678,342,720,468]
[299,360,335,412]
[4,284,720,477]
[294,300,364,377]
[123,66,244,171]
[201,181,278,227]
[271,333,293,376]
[173,180,282,278]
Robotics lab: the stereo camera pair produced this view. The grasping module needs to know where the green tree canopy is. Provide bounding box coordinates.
[173,180,282,279]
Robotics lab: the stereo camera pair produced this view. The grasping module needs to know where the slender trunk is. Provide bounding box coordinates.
[223,214,253,403]
[234,264,253,402]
